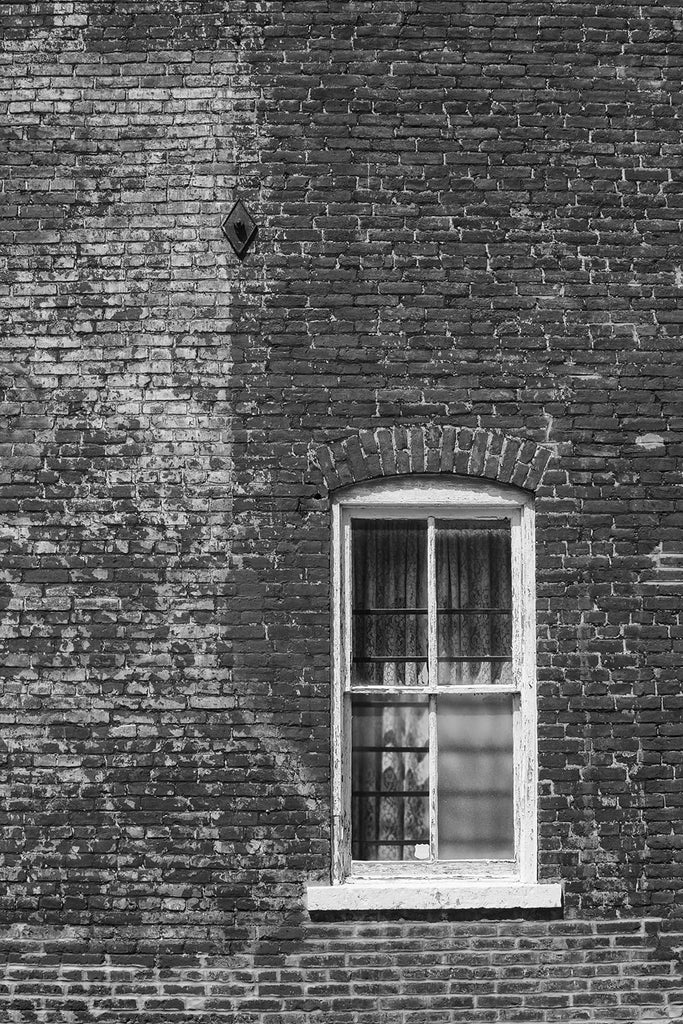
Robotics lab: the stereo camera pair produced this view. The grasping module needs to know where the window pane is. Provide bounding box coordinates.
[436,519,512,686]
[352,695,429,861]
[352,520,428,687]
[437,693,514,860]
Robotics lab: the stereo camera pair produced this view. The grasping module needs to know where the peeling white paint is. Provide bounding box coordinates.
[635,433,665,451]
[307,880,563,912]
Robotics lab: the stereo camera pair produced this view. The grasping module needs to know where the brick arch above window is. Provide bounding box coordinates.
[311,426,556,495]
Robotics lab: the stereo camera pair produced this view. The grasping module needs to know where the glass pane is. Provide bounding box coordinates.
[352,695,429,861]
[437,693,514,860]
[352,520,428,687]
[436,519,512,686]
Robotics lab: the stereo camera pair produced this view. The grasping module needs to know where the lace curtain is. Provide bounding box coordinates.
[351,520,513,861]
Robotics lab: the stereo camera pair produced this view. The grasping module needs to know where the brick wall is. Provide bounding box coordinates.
[2,918,683,1022]
[1,1,682,1020]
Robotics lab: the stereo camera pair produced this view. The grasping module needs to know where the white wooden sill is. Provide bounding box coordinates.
[306,879,562,912]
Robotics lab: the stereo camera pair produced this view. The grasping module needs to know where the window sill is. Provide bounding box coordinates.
[306,879,562,913]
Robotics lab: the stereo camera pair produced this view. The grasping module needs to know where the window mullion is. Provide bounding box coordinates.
[428,516,437,687]
[427,516,438,860]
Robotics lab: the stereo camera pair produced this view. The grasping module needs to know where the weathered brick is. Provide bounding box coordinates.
[2,0,682,1020]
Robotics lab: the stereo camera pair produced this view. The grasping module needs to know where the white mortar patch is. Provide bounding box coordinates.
[636,433,665,450]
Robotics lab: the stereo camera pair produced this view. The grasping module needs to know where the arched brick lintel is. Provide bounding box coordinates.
[312,426,555,494]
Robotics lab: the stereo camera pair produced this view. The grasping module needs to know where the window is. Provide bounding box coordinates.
[308,477,561,911]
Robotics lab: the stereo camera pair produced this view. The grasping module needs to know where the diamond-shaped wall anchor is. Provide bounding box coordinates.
[221,199,257,259]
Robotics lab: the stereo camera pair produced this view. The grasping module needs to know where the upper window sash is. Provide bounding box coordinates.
[341,507,523,696]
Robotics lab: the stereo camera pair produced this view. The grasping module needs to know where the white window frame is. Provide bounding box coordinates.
[307,476,561,912]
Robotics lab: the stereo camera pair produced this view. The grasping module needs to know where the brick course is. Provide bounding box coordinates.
[1,0,682,1020]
